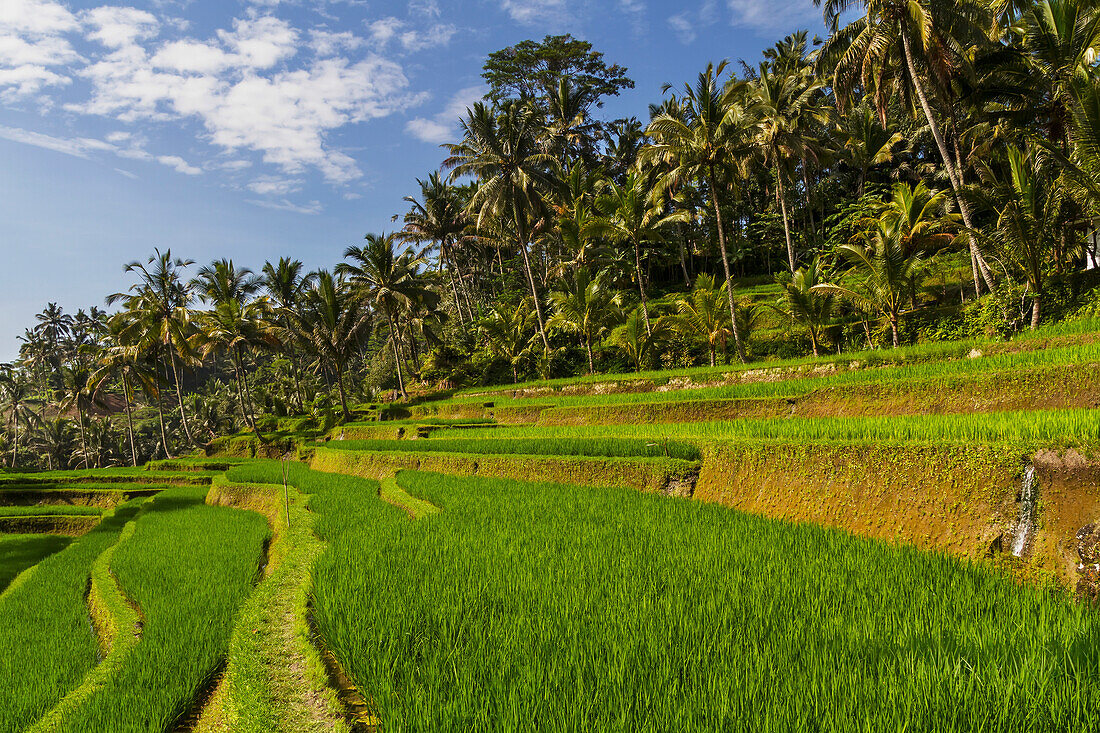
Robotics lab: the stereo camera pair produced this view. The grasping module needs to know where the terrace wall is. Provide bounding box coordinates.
[695,443,1100,586]
[310,446,698,495]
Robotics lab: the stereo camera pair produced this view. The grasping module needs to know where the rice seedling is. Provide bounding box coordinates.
[324,436,702,461]
[453,408,1100,448]
[0,506,103,517]
[0,499,145,731]
[0,534,71,591]
[232,464,1100,731]
[56,485,269,731]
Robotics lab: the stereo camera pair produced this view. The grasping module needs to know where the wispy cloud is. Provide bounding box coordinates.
[0,124,203,175]
[500,0,567,25]
[406,84,485,144]
[726,0,821,33]
[246,197,323,214]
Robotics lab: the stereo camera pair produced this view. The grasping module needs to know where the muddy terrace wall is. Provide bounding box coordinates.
[695,443,1100,587]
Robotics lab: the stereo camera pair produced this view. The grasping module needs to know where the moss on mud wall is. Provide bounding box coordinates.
[695,442,1100,587]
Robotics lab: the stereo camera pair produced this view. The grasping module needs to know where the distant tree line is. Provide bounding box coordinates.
[5,1,1100,467]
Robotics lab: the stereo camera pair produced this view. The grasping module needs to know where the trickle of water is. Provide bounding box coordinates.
[1011,465,1038,557]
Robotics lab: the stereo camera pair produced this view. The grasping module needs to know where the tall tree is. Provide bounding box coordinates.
[107,249,197,446]
[548,267,623,373]
[338,233,430,401]
[446,101,558,351]
[644,62,760,362]
[293,270,371,421]
[816,0,998,294]
[261,257,315,412]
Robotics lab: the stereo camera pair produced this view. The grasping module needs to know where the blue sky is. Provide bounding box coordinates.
[0,0,827,360]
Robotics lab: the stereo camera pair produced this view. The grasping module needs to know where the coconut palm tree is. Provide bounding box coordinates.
[338,233,430,401]
[402,173,473,323]
[293,270,371,421]
[752,59,828,271]
[975,143,1062,329]
[107,248,197,445]
[587,171,685,335]
[873,182,959,255]
[0,371,36,468]
[667,274,734,366]
[607,306,669,372]
[548,268,623,373]
[261,257,315,413]
[814,224,927,347]
[479,301,536,383]
[815,0,998,295]
[643,62,760,363]
[836,102,905,196]
[59,363,93,468]
[774,257,836,357]
[191,298,274,435]
[445,101,558,351]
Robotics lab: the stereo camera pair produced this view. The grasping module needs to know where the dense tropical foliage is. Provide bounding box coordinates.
[5,7,1100,467]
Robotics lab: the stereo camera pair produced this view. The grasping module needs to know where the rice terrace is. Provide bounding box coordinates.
[4,0,1100,730]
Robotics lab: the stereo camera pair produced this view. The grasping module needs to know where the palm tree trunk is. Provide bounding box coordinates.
[774,158,797,272]
[584,335,594,374]
[10,411,17,468]
[122,372,137,467]
[899,30,994,296]
[76,404,89,469]
[1031,292,1042,330]
[707,166,748,363]
[633,240,652,336]
[166,338,194,445]
[335,362,352,421]
[386,308,408,400]
[519,238,551,352]
[890,317,900,348]
[154,349,173,460]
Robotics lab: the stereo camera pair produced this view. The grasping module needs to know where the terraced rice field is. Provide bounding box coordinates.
[3,326,1100,731]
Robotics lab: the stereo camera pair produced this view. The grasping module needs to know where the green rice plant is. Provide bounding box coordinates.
[0,534,71,591]
[0,499,145,730]
[55,485,269,731]
[456,408,1100,447]
[231,465,1100,731]
[324,436,702,462]
[0,506,103,517]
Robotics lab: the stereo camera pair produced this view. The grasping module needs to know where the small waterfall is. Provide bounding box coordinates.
[1011,465,1038,557]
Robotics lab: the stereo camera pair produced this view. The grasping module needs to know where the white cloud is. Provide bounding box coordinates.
[668,13,695,44]
[114,167,139,179]
[0,124,202,176]
[310,29,364,57]
[1,5,431,189]
[247,175,302,195]
[369,17,455,53]
[0,125,91,158]
[726,0,820,32]
[82,6,160,49]
[246,198,323,214]
[157,154,202,174]
[406,84,484,144]
[0,0,81,99]
[405,117,452,144]
[500,0,567,24]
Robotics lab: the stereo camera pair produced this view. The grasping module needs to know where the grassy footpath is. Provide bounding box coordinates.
[194,470,349,733]
[329,470,1100,731]
[0,534,71,591]
[0,499,145,731]
[54,485,269,732]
